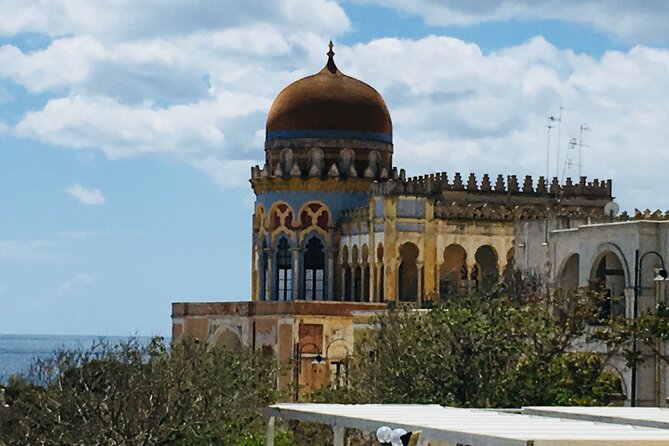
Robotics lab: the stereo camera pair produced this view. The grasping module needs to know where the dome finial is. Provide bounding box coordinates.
[326,39,337,73]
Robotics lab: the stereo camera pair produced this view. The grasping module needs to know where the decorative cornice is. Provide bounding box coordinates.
[266,129,392,144]
[251,176,375,194]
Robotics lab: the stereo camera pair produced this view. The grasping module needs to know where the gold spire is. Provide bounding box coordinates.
[326,39,337,73]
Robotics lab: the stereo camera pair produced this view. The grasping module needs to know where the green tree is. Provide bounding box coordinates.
[0,337,281,446]
[341,291,621,408]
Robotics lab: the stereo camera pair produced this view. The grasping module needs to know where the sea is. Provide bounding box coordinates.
[0,334,158,384]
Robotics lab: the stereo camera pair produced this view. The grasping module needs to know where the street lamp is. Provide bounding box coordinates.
[293,342,323,402]
[631,249,668,407]
[376,426,421,446]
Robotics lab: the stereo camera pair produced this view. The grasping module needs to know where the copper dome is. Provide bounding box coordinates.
[266,45,392,143]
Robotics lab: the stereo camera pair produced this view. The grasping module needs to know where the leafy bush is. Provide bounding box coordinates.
[0,337,281,446]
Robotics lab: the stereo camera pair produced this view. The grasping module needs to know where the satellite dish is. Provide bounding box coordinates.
[604,201,620,217]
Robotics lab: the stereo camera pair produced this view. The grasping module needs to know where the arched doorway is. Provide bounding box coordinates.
[475,245,498,291]
[303,237,325,300]
[559,253,580,291]
[212,328,242,352]
[399,242,419,302]
[440,244,467,299]
[590,251,626,316]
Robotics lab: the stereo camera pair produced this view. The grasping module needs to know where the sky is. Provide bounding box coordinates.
[2,0,669,336]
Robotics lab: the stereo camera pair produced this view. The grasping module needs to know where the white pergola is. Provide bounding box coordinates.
[265,403,669,446]
[523,407,669,431]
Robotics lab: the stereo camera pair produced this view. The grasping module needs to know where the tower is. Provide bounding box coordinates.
[250,42,393,302]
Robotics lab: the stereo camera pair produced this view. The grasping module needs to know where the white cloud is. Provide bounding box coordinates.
[332,36,669,210]
[0,240,57,262]
[0,0,349,40]
[361,0,669,43]
[59,272,97,294]
[66,183,106,205]
[191,156,259,189]
[14,92,268,160]
[2,1,669,205]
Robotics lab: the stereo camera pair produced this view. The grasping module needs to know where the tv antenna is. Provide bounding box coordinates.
[578,124,591,177]
[562,137,578,180]
[545,121,553,181]
[549,106,570,181]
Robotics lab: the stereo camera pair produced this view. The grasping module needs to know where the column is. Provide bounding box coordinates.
[417,261,423,303]
[333,426,344,446]
[323,248,336,300]
[467,262,476,294]
[292,246,301,301]
[395,256,402,301]
[265,248,275,301]
[349,264,356,301]
[435,261,443,301]
[265,416,276,446]
[361,262,368,301]
[327,228,336,301]
[369,263,377,302]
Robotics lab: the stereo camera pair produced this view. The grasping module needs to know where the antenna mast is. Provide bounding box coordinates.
[546,121,553,181]
[578,123,591,177]
[562,137,577,181]
[550,106,570,181]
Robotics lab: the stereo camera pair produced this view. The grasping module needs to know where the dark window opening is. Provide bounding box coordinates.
[276,238,292,301]
[303,237,325,300]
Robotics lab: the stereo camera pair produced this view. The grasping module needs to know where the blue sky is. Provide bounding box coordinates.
[2,0,669,336]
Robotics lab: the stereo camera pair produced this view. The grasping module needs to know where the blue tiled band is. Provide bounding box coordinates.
[266,129,392,143]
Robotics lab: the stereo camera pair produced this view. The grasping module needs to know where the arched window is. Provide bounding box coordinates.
[399,242,419,302]
[474,245,498,291]
[276,238,292,301]
[303,237,325,300]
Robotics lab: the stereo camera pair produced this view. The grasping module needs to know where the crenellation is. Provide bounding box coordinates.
[495,174,505,192]
[563,177,574,195]
[481,174,491,191]
[467,173,478,191]
[550,177,560,195]
[453,172,464,190]
[615,208,669,221]
[522,175,533,193]
[508,175,519,193]
[378,170,613,200]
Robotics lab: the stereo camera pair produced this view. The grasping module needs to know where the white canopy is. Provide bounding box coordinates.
[523,407,669,431]
[266,403,669,446]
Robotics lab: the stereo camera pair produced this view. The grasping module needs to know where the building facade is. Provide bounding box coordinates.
[172,44,667,405]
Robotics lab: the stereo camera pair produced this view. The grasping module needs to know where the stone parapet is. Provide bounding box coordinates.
[614,208,669,221]
[372,172,612,199]
[172,300,387,318]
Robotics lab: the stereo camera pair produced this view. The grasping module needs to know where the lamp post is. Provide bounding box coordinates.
[293,342,323,402]
[376,426,421,446]
[631,249,667,407]
[325,339,351,389]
